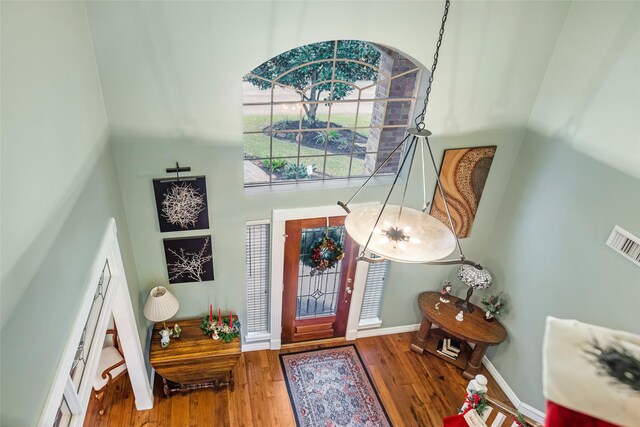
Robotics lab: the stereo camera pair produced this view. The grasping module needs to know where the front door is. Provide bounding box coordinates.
[281,216,358,343]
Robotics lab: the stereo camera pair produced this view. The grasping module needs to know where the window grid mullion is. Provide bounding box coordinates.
[243,40,420,186]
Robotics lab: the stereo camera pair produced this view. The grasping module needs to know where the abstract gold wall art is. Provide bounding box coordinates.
[430,146,497,238]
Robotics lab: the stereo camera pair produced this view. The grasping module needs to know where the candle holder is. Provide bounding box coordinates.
[200,308,240,343]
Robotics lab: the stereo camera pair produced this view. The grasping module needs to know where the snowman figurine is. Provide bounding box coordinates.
[160,329,172,348]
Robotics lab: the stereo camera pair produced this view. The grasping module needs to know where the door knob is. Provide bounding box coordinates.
[345,287,353,294]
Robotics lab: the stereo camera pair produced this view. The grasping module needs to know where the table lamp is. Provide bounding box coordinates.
[143,286,179,330]
[456,264,492,313]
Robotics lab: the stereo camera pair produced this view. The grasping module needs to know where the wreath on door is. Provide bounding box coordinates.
[309,236,345,275]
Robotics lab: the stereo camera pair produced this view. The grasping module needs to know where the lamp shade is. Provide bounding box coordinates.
[143,286,179,322]
[345,204,456,263]
[458,264,492,289]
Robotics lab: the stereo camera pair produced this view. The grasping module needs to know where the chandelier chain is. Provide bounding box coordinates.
[415,0,451,131]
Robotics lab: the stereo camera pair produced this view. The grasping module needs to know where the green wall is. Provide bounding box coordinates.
[0,146,144,426]
[0,2,143,425]
[112,127,524,333]
[483,0,640,411]
[484,131,640,410]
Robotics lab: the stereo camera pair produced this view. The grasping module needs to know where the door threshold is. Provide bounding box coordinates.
[281,336,352,350]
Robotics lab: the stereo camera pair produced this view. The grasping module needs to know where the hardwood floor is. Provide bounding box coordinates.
[84,332,512,426]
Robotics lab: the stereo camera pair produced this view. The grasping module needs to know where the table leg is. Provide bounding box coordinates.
[162,377,170,398]
[229,369,235,391]
[410,316,433,354]
[463,343,488,380]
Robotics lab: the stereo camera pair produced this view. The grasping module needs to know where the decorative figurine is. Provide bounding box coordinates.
[172,324,181,338]
[440,281,453,303]
[160,328,172,348]
[435,301,441,314]
[466,374,489,395]
[455,310,464,322]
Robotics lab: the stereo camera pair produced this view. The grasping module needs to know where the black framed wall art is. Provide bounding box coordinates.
[163,235,214,284]
[153,176,209,232]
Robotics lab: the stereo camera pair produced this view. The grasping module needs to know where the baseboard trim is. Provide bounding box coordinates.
[242,341,271,352]
[355,323,420,338]
[482,356,545,424]
[482,356,520,407]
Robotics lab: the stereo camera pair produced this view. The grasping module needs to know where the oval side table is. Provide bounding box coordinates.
[410,291,507,379]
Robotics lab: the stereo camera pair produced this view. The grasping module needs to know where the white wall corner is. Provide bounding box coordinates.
[345,330,358,341]
[481,356,545,424]
[269,338,282,350]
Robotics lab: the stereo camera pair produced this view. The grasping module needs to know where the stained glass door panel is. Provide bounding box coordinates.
[296,226,346,319]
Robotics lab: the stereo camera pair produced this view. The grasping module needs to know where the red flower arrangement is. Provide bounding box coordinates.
[460,391,488,416]
[512,412,527,427]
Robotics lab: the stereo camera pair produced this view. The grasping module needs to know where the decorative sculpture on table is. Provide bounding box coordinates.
[172,324,182,338]
[440,281,453,303]
[159,329,172,348]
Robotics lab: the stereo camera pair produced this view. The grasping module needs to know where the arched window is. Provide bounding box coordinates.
[242,40,422,187]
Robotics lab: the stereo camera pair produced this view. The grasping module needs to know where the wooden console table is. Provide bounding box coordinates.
[410,291,507,379]
[149,317,240,397]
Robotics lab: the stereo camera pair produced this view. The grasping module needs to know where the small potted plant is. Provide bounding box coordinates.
[481,292,509,321]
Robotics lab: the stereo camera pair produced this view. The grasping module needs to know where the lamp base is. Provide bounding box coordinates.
[455,287,475,313]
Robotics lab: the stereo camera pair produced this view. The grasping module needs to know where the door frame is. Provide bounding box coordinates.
[39,218,153,426]
[270,203,378,349]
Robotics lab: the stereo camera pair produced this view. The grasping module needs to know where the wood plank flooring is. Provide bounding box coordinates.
[84,333,512,426]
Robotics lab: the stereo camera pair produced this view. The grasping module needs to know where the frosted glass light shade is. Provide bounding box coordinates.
[344,204,456,263]
[458,264,492,289]
[143,286,180,322]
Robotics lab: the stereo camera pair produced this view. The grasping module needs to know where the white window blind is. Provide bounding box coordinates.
[245,221,270,341]
[359,259,390,328]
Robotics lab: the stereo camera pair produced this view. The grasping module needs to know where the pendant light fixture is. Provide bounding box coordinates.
[337,0,492,297]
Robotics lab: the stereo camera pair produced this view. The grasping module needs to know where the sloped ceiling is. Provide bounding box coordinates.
[85,1,570,143]
[529,1,640,179]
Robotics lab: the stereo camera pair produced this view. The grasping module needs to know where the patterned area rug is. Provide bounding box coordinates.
[280,345,391,427]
